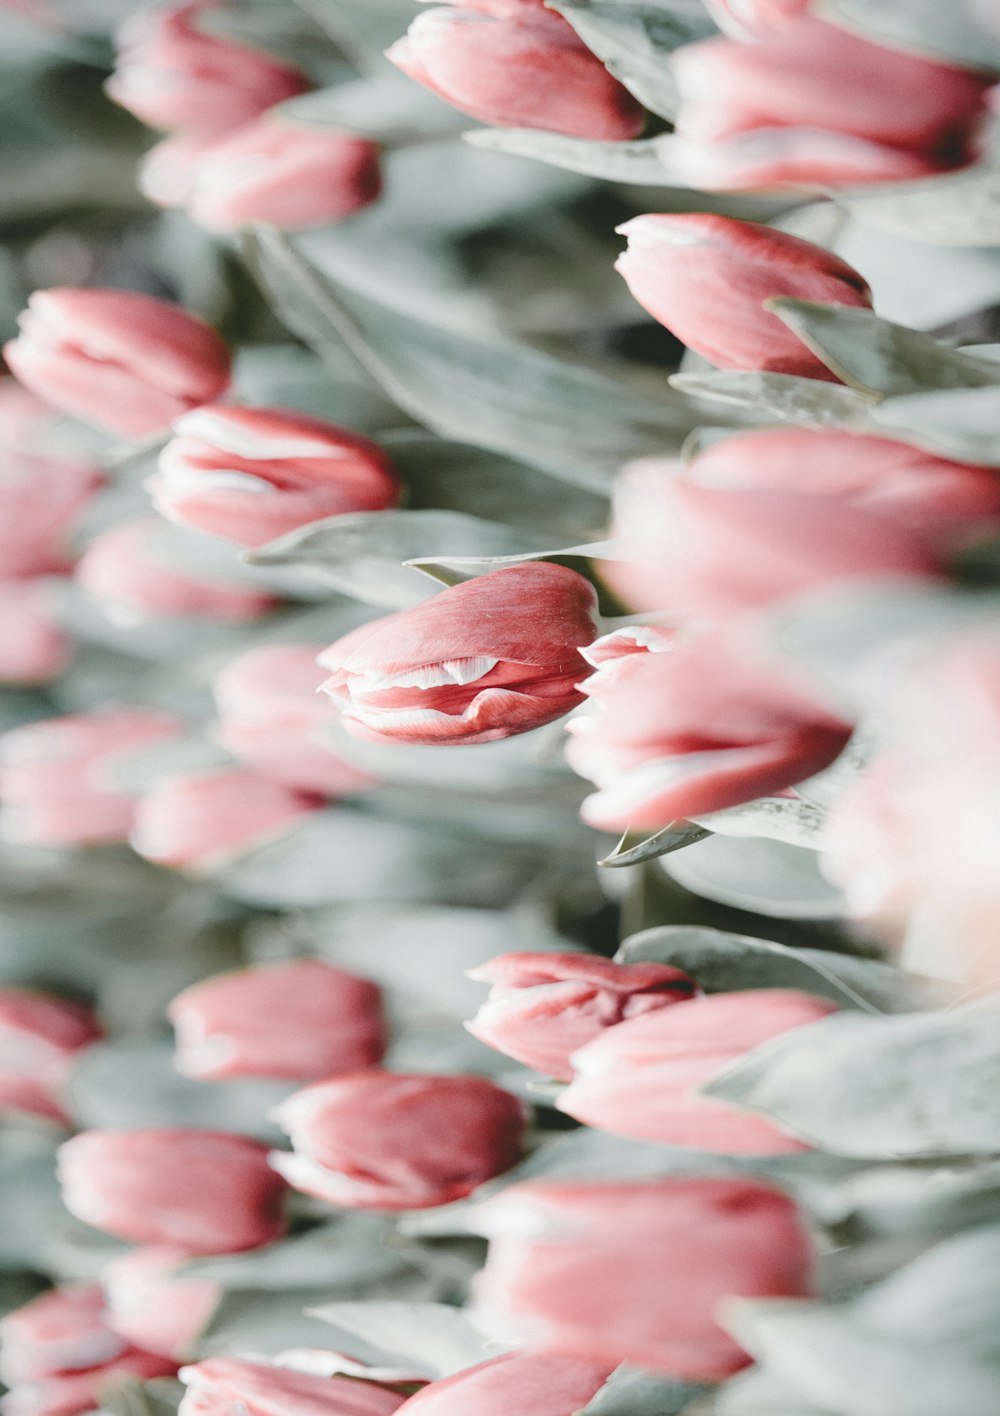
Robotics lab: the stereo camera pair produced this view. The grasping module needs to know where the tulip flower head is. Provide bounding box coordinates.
[177,1358,408,1416]
[391,1354,612,1416]
[0,1286,126,1387]
[0,990,101,1123]
[102,1248,222,1362]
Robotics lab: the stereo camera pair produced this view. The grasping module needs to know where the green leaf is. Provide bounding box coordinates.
[179,1215,412,1291]
[669,370,877,428]
[305,1301,495,1378]
[838,161,1000,248]
[690,796,827,850]
[287,0,415,71]
[465,128,689,183]
[577,1366,709,1416]
[280,72,465,140]
[816,0,1000,73]
[661,835,845,920]
[869,384,1000,466]
[598,820,712,868]
[198,1290,359,1358]
[405,539,618,588]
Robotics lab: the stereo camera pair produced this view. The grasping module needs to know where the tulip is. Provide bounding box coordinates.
[4,289,232,440]
[615,213,872,380]
[565,626,850,832]
[0,1286,126,1386]
[271,1071,526,1209]
[386,6,645,140]
[0,452,101,579]
[472,1177,814,1379]
[102,1247,221,1361]
[152,406,398,548]
[138,132,214,211]
[319,563,599,745]
[57,1128,288,1253]
[0,990,101,1124]
[558,989,838,1152]
[0,582,72,686]
[393,1354,612,1416]
[1,1349,178,1416]
[212,643,377,797]
[465,952,697,1081]
[703,0,807,37]
[106,1,308,135]
[168,959,385,1081]
[0,707,182,848]
[177,1358,407,1416]
[130,768,322,870]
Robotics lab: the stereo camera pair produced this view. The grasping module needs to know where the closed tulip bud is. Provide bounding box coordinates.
[0,707,182,848]
[130,768,322,871]
[466,952,697,1081]
[0,582,72,686]
[566,627,850,832]
[472,1177,814,1379]
[393,1354,612,1416]
[178,1358,408,1416]
[168,959,385,1081]
[1,1349,178,1416]
[386,7,645,140]
[106,1,308,136]
[102,1248,222,1362]
[0,453,101,579]
[152,406,398,548]
[319,563,599,745]
[0,990,101,1124]
[4,289,231,440]
[616,213,871,380]
[559,989,838,1152]
[0,1287,126,1386]
[271,1071,526,1209]
[57,1128,288,1253]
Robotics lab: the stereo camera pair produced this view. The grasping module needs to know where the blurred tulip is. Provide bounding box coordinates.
[0,990,101,1123]
[0,1287,125,1386]
[57,1128,287,1253]
[0,582,72,686]
[703,0,807,36]
[102,1248,221,1362]
[319,563,599,745]
[0,453,101,578]
[0,1350,177,1416]
[272,1071,526,1209]
[178,1358,407,1416]
[393,1354,612,1416]
[152,406,398,548]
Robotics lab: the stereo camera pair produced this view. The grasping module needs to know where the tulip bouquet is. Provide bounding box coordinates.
[0,2,999,1415]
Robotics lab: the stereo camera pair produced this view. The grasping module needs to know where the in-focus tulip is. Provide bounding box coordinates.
[615,213,871,379]
[0,707,182,848]
[102,1247,222,1362]
[130,767,322,870]
[0,1286,126,1386]
[473,1177,814,1379]
[212,643,377,796]
[1,1349,177,1416]
[393,1354,612,1416]
[566,626,850,832]
[77,519,278,625]
[0,581,72,686]
[271,1071,526,1209]
[4,289,231,440]
[387,6,645,140]
[57,1128,288,1253]
[106,1,308,135]
[0,453,101,578]
[319,563,599,745]
[558,988,838,1151]
[151,406,398,547]
[465,952,697,1080]
[0,990,101,1123]
[178,1358,407,1416]
[168,959,385,1080]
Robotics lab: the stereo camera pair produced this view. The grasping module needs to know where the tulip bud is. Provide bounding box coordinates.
[271,1071,526,1209]
[168,959,385,1081]
[212,643,377,797]
[4,289,232,440]
[0,990,101,1124]
[473,1177,814,1379]
[130,768,322,871]
[0,1287,126,1386]
[615,213,871,380]
[319,563,599,745]
[465,952,697,1081]
[106,1,308,135]
[152,406,398,548]
[178,1358,408,1416]
[102,1248,221,1362]
[558,989,838,1152]
[0,708,182,848]
[393,1354,612,1416]
[0,1349,178,1416]
[57,1128,288,1253]
[0,452,101,579]
[386,6,645,140]
[0,582,72,686]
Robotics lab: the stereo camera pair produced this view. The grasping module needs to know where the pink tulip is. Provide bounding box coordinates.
[566,627,850,832]
[319,563,599,745]
[473,1177,814,1379]
[0,453,101,579]
[386,6,645,140]
[0,1350,177,1416]
[703,0,807,37]
[152,406,398,548]
[130,767,322,870]
[4,289,231,440]
[615,213,871,379]
[393,1354,612,1416]
[138,132,214,211]
[178,1358,407,1416]
[558,989,838,1151]
[102,1247,221,1361]
[271,1071,526,1209]
[212,643,377,797]
[0,1287,126,1386]
[465,952,697,1081]
[77,519,278,624]
[0,582,72,686]
[106,1,308,135]
[0,990,101,1124]
[168,959,385,1081]
[57,1128,288,1253]
[0,707,182,848]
